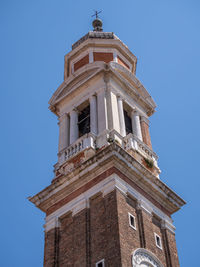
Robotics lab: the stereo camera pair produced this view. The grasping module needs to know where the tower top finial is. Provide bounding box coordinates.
[92,10,103,32]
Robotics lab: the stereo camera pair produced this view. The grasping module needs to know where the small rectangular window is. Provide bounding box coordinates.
[154,233,162,249]
[96,259,105,267]
[128,212,136,230]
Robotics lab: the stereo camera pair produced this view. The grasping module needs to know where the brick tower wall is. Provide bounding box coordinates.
[43,189,179,267]
[44,190,122,267]
[116,189,180,267]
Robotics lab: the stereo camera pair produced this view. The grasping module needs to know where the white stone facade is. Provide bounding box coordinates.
[53,62,156,167]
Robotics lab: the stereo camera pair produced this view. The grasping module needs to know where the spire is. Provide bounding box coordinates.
[92,10,103,31]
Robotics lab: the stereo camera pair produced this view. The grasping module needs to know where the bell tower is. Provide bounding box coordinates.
[29,17,185,267]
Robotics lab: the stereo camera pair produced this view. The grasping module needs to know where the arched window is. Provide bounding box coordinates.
[132,248,164,267]
[78,105,90,137]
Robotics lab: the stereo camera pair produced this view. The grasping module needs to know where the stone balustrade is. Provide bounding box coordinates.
[58,130,158,171]
[124,133,158,166]
[64,133,96,160]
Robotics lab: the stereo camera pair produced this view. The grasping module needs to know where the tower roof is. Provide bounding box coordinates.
[72,31,116,50]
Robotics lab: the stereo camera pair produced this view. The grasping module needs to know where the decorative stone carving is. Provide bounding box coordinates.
[132,248,163,267]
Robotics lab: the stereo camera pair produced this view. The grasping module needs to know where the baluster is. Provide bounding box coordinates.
[78,142,81,151]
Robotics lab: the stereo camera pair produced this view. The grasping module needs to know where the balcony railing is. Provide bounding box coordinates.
[58,133,96,164]
[57,130,158,169]
[65,133,95,160]
[124,133,158,165]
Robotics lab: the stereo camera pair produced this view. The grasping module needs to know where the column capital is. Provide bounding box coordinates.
[89,94,97,101]
[59,112,68,121]
[70,108,79,114]
[161,219,176,234]
[136,200,153,216]
[44,216,60,232]
[117,94,123,101]
[131,108,139,116]
[97,86,106,94]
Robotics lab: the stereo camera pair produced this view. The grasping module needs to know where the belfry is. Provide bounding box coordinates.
[29,17,185,267]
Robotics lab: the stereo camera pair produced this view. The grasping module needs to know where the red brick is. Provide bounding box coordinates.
[74,54,89,72]
[117,56,130,69]
[93,52,113,63]
[141,120,152,149]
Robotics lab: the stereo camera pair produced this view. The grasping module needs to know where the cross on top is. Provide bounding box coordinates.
[92,10,102,19]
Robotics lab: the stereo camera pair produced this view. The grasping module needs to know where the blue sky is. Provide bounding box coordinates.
[1,0,200,266]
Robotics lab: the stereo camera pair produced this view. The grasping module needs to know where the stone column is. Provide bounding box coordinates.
[58,113,69,152]
[106,87,120,133]
[131,110,143,141]
[97,88,108,134]
[70,109,79,144]
[117,96,126,137]
[141,116,152,149]
[89,95,98,135]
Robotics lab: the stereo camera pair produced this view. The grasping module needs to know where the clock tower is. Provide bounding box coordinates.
[29,17,185,267]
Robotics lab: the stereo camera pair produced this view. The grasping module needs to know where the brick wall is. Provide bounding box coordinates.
[74,54,89,72]
[44,227,59,267]
[141,120,152,149]
[44,190,122,267]
[93,52,113,63]
[44,189,179,267]
[164,229,180,267]
[90,191,121,266]
[116,190,180,267]
[117,56,130,70]
[117,191,141,266]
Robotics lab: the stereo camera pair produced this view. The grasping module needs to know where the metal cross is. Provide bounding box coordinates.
[92,10,102,19]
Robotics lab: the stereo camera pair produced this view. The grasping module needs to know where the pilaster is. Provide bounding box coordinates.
[58,113,69,152]
[89,95,98,135]
[117,96,126,137]
[106,86,120,133]
[131,110,143,141]
[69,108,78,144]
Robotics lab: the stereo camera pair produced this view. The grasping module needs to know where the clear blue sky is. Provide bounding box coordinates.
[1,0,200,266]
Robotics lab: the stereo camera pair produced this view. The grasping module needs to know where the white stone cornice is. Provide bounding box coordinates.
[68,34,137,63]
[29,143,185,216]
[44,174,175,233]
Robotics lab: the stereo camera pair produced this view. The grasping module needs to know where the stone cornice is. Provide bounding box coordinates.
[68,32,137,64]
[28,143,186,216]
[109,62,156,115]
[48,62,156,116]
[48,62,104,108]
[44,174,176,234]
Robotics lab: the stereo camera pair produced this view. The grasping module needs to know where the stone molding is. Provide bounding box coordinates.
[44,174,175,233]
[29,143,185,216]
[132,248,164,267]
[70,32,137,63]
[49,62,156,117]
